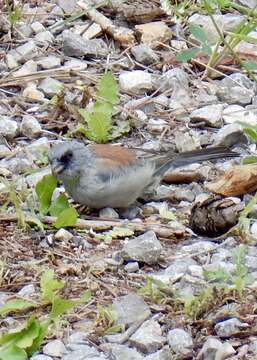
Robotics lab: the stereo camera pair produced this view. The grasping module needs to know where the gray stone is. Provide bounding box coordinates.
[145,349,172,360]
[112,293,151,326]
[26,168,51,187]
[155,68,189,92]
[99,207,119,219]
[0,116,19,139]
[119,71,153,94]
[26,137,50,161]
[13,60,37,77]
[222,104,256,125]
[58,0,77,14]
[66,331,88,345]
[121,231,163,265]
[131,44,159,65]
[109,344,143,360]
[30,355,53,360]
[124,262,139,273]
[215,318,249,337]
[167,328,193,355]
[188,13,242,43]
[62,349,101,360]
[6,53,19,69]
[175,131,200,152]
[39,77,64,97]
[0,153,33,174]
[130,320,165,353]
[37,56,61,69]
[20,115,42,138]
[43,339,67,357]
[64,59,88,70]
[18,284,35,297]
[190,104,224,127]
[63,30,108,58]
[13,40,38,62]
[35,31,54,44]
[31,21,45,33]
[23,84,45,102]
[245,255,257,271]
[213,123,248,147]
[147,118,168,134]
[165,258,197,280]
[0,144,11,158]
[217,73,255,105]
[197,337,235,360]
[249,337,257,354]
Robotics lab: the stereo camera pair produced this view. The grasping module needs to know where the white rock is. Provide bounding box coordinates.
[20,115,42,138]
[37,55,61,69]
[0,144,11,158]
[26,167,51,187]
[64,58,88,70]
[13,60,37,77]
[39,77,64,96]
[167,328,193,354]
[0,116,19,139]
[223,104,256,125]
[23,83,45,101]
[54,228,73,241]
[13,40,38,62]
[35,31,54,44]
[119,71,153,94]
[190,104,224,127]
[43,339,67,357]
[6,53,18,69]
[31,21,45,33]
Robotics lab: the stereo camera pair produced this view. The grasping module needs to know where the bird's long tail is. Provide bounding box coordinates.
[154,146,239,177]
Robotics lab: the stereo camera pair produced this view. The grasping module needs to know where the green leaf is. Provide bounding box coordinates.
[96,71,119,106]
[159,204,176,220]
[49,194,70,217]
[50,291,91,320]
[35,175,57,215]
[176,47,200,62]
[0,344,27,360]
[0,318,40,357]
[242,156,257,165]
[103,227,134,239]
[26,319,50,356]
[54,207,78,229]
[0,299,37,316]
[189,24,209,44]
[40,269,64,302]
[242,60,257,71]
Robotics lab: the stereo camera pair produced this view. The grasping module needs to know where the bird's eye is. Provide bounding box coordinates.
[60,150,73,163]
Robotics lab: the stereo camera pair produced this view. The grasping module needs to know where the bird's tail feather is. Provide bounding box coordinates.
[154,146,239,177]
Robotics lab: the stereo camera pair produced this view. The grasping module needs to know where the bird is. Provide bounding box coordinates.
[48,141,239,209]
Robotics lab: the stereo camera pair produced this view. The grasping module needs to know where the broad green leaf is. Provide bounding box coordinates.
[26,319,50,356]
[0,299,37,316]
[54,207,78,228]
[201,42,212,56]
[176,47,200,62]
[96,71,119,106]
[49,194,70,217]
[50,291,91,320]
[0,318,39,352]
[243,128,257,142]
[242,156,257,165]
[35,175,57,215]
[0,344,27,360]
[242,60,257,71]
[189,24,209,44]
[40,269,64,302]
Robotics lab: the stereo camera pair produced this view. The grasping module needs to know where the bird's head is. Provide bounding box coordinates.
[48,141,86,180]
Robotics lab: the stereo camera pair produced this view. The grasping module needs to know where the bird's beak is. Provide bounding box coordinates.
[51,162,65,175]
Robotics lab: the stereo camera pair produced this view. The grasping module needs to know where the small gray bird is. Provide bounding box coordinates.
[48,141,238,209]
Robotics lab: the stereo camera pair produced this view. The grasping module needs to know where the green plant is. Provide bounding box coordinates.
[0,177,28,229]
[175,0,257,79]
[204,246,254,296]
[94,304,123,335]
[0,269,91,360]
[74,71,129,142]
[35,175,78,228]
[5,0,22,28]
